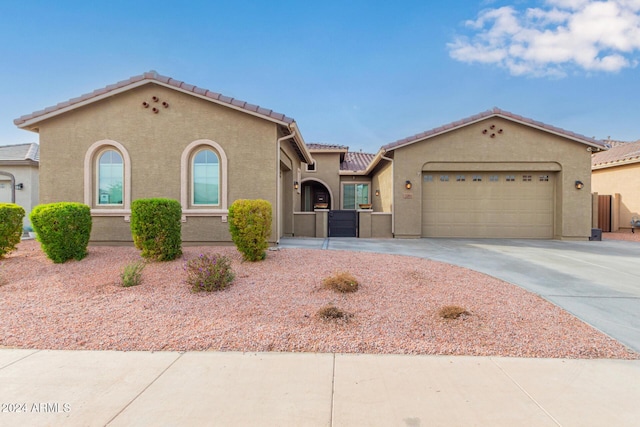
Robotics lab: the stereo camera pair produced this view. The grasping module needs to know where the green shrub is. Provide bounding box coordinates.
[323,271,359,293]
[120,260,146,287]
[228,199,272,261]
[130,198,182,261]
[30,202,92,263]
[185,253,235,292]
[0,203,25,258]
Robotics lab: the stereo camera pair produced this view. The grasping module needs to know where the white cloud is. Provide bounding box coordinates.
[448,0,640,77]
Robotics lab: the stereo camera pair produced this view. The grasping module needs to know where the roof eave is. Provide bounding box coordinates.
[592,157,640,170]
[15,78,294,130]
[288,122,314,164]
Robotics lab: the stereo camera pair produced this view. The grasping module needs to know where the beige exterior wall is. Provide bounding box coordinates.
[0,163,39,226]
[370,159,393,213]
[390,117,593,239]
[35,83,292,243]
[301,152,342,210]
[592,162,640,230]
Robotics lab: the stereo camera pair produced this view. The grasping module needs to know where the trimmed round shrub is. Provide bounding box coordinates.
[0,203,25,258]
[30,202,92,263]
[130,198,182,261]
[228,199,272,262]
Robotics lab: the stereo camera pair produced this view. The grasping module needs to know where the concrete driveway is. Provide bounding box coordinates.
[279,237,640,353]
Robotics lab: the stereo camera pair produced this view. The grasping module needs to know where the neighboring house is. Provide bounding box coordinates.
[0,143,39,226]
[14,71,604,242]
[14,71,312,244]
[591,139,640,232]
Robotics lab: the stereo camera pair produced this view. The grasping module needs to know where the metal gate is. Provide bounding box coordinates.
[598,195,612,232]
[328,210,358,237]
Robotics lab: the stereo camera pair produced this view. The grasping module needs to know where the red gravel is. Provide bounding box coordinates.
[1,240,637,359]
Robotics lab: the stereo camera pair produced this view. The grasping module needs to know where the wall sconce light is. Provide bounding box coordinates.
[375,189,380,197]
[15,183,24,190]
[575,180,584,190]
[405,180,412,190]
[294,181,299,190]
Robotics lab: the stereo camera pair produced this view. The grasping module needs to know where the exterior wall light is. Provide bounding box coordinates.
[294,181,299,190]
[405,180,412,190]
[575,180,584,190]
[15,183,24,190]
[375,189,380,197]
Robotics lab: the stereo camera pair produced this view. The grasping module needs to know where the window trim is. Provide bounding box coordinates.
[341,181,370,210]
[181,139,228,214]
[84,140,131,214]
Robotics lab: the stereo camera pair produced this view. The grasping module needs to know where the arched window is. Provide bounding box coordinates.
[180,139,228,213]
[98,150,124,205]
[192,149,220,205]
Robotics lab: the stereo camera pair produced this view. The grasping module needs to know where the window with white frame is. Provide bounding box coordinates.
[342,183,369,209]
[192,149,220,205]
[97,149,123,205]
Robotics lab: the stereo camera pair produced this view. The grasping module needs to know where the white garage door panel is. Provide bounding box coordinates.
[422,172,554,238]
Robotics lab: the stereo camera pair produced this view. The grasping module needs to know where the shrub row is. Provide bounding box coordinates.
[22,197,271,265]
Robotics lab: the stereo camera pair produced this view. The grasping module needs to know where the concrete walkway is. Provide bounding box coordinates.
[280,237,640,353]
[1,349,639,426]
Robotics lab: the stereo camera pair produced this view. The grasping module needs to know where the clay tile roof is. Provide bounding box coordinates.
[307,143,349,150]
[592,139,640,168]
[382,107,607,151]
[340,151,376,172]
[14,70,295,127]
[0,142,39,162]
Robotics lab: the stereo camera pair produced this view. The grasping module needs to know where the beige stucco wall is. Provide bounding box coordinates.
[34,83,292,243]
[390,117,593,239]
[0,163,39,226]
[370,159,393,213]
[592,162,640,229]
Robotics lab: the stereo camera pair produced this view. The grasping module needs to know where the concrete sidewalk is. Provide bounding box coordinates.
[1,349,639,426]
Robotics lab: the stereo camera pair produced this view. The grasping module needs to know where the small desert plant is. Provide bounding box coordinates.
[439,305,470,319]
[30,202,92,263]
[185,253,235,292]
[130,198,182,261]
[322,271,359,293]
[228,199,272,261]
[120,260,146,287]
[316,304,353,321]
[0,203,25,258]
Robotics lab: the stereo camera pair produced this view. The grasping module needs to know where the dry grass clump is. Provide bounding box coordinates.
[316,304,353,321]
[439,305,470,319]
[322,271,359,293]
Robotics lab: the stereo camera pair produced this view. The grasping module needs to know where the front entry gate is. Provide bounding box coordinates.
[328,210,358,237]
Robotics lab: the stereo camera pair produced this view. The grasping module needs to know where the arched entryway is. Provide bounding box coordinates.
[301,179,333,211]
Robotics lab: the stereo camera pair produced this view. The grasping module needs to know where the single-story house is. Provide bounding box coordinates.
[14,71,312,244]
[0,142,39,226]
[591,139,640,232]
[15,71,605,242]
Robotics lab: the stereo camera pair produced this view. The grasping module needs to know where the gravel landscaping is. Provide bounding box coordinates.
[1,240,637,359]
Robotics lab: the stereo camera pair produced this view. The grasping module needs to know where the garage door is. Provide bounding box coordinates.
[422,172,555,238]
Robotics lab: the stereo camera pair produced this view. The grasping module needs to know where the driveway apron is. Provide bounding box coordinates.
[279,238,640,353]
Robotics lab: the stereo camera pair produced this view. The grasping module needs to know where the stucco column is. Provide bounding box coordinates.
[315,209,328,238]
[358,209,372,238]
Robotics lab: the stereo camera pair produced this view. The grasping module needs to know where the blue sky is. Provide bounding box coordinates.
[2,0,639,153]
